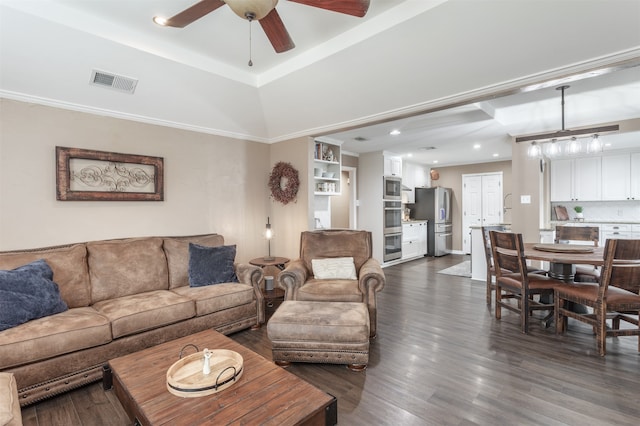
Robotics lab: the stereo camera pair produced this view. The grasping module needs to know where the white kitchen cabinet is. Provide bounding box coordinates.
[402,221,427,260]
[550,157,601,201]
[601,154,630,200]
[402,162,428,203]
[601,223,640,242]
[384,154,402,177]
[418,221,428,255]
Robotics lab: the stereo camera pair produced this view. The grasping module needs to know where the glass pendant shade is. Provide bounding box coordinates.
[527,141,542,158]
[587,134,603,153]
[565,137,582,155]
[544,139,560,158]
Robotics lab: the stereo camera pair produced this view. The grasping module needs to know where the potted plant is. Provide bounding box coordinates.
[573,206,584,219]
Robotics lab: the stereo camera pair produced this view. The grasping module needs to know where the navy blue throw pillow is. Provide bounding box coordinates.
[188,243,238,287]
[0,259,68,331]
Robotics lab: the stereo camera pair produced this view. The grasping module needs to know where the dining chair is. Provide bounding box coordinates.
[482,225,506,305]
[490,231,569,333]
[554,238,640,356]
[482,226,546,307]
[554,225,600,282]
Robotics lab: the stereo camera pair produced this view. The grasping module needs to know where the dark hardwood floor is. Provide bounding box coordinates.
[21,254,640,425]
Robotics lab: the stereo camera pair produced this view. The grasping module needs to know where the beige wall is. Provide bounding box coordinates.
[432,160,513,251]
[0,99,271,262]
[511,139,544,243]
[268,137,312,260]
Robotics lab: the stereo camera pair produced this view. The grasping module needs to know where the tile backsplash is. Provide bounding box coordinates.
[551,201,640,222]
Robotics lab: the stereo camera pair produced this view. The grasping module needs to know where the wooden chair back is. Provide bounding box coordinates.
[481,225,507,266]
[555,226,599,247]
[490,231,526,278]
[600,239,640,295]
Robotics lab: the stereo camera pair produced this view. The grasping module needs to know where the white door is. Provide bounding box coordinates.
[462,173,503,254]
[482,174,503,225]
[462,175,482,254]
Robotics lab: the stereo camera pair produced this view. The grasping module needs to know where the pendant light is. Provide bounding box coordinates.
[518,85,618,158]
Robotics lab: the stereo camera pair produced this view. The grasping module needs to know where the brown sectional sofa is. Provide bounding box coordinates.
[0,233,264,406]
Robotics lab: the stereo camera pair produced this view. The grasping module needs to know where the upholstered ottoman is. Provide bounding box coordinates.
[267,301,370,371]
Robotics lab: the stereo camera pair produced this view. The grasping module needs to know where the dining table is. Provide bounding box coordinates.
[523,242,605,322]
[523,242,605,282]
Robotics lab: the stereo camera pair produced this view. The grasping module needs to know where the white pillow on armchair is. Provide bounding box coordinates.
[311,257,357,280]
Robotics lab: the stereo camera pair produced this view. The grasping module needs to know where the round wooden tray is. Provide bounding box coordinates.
[533,243,594,253]
[166,348,243,398]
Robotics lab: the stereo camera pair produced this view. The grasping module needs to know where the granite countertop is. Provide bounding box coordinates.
[402,219,428,223]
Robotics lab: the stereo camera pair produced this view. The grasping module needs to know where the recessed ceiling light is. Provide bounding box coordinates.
[473,144,481,149]
[492,153,499,157]
[406,153,413,157]
[433,160,439,164]
[390,129,401,136]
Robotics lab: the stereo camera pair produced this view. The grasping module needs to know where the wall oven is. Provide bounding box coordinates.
[383,232,402,262]
[383,176,402,201]
[383,200,402,234]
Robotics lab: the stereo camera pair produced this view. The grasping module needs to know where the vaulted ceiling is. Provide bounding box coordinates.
[1,0,639,166]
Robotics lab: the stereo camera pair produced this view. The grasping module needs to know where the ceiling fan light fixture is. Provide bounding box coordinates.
[225,0,278,21]
[152,16,168,26]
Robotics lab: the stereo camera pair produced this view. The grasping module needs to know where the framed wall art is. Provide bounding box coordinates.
[56,146,164,201]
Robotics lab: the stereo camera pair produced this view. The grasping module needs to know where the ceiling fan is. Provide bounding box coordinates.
[153,0,370,54]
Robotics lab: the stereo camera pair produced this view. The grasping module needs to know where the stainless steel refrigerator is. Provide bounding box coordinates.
[414,187,452,256]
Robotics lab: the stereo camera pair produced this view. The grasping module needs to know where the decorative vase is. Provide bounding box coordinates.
[202,349,212,375]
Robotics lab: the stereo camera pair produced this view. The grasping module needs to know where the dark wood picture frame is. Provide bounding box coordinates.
[56,146,164,201]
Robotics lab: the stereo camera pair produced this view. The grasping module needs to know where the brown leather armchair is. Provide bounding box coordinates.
[276,230,385,338]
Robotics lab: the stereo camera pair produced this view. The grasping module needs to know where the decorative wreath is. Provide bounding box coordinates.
[268,162,300,205]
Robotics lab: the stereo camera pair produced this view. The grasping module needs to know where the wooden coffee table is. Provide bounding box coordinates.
[104,329,336,425]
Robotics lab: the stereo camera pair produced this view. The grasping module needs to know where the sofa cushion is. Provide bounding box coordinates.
[0,244,90,308]
[92,290,195,339]
[0,260,68,331]
[0,307,111,369]
[163,234,224,289]
[296,279,363,303]
[188,243,238,287]
[312,257,357,280]
[87,237,168,303]
[172,283,255,316]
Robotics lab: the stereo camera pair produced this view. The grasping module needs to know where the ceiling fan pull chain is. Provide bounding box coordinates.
[247,13,254,67]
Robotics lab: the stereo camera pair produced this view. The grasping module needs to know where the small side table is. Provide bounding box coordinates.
[262,287,285,308]
[249,257,290,271]
[249,257,289,317]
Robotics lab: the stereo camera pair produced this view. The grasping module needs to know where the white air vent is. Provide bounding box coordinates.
[90,70,138,94]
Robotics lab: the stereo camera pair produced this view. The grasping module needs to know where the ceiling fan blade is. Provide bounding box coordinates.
[259,9,295,53]
[163,0,226,28]
[288,0,370,17]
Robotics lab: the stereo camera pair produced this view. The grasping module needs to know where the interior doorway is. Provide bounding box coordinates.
[331,166,357,229]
